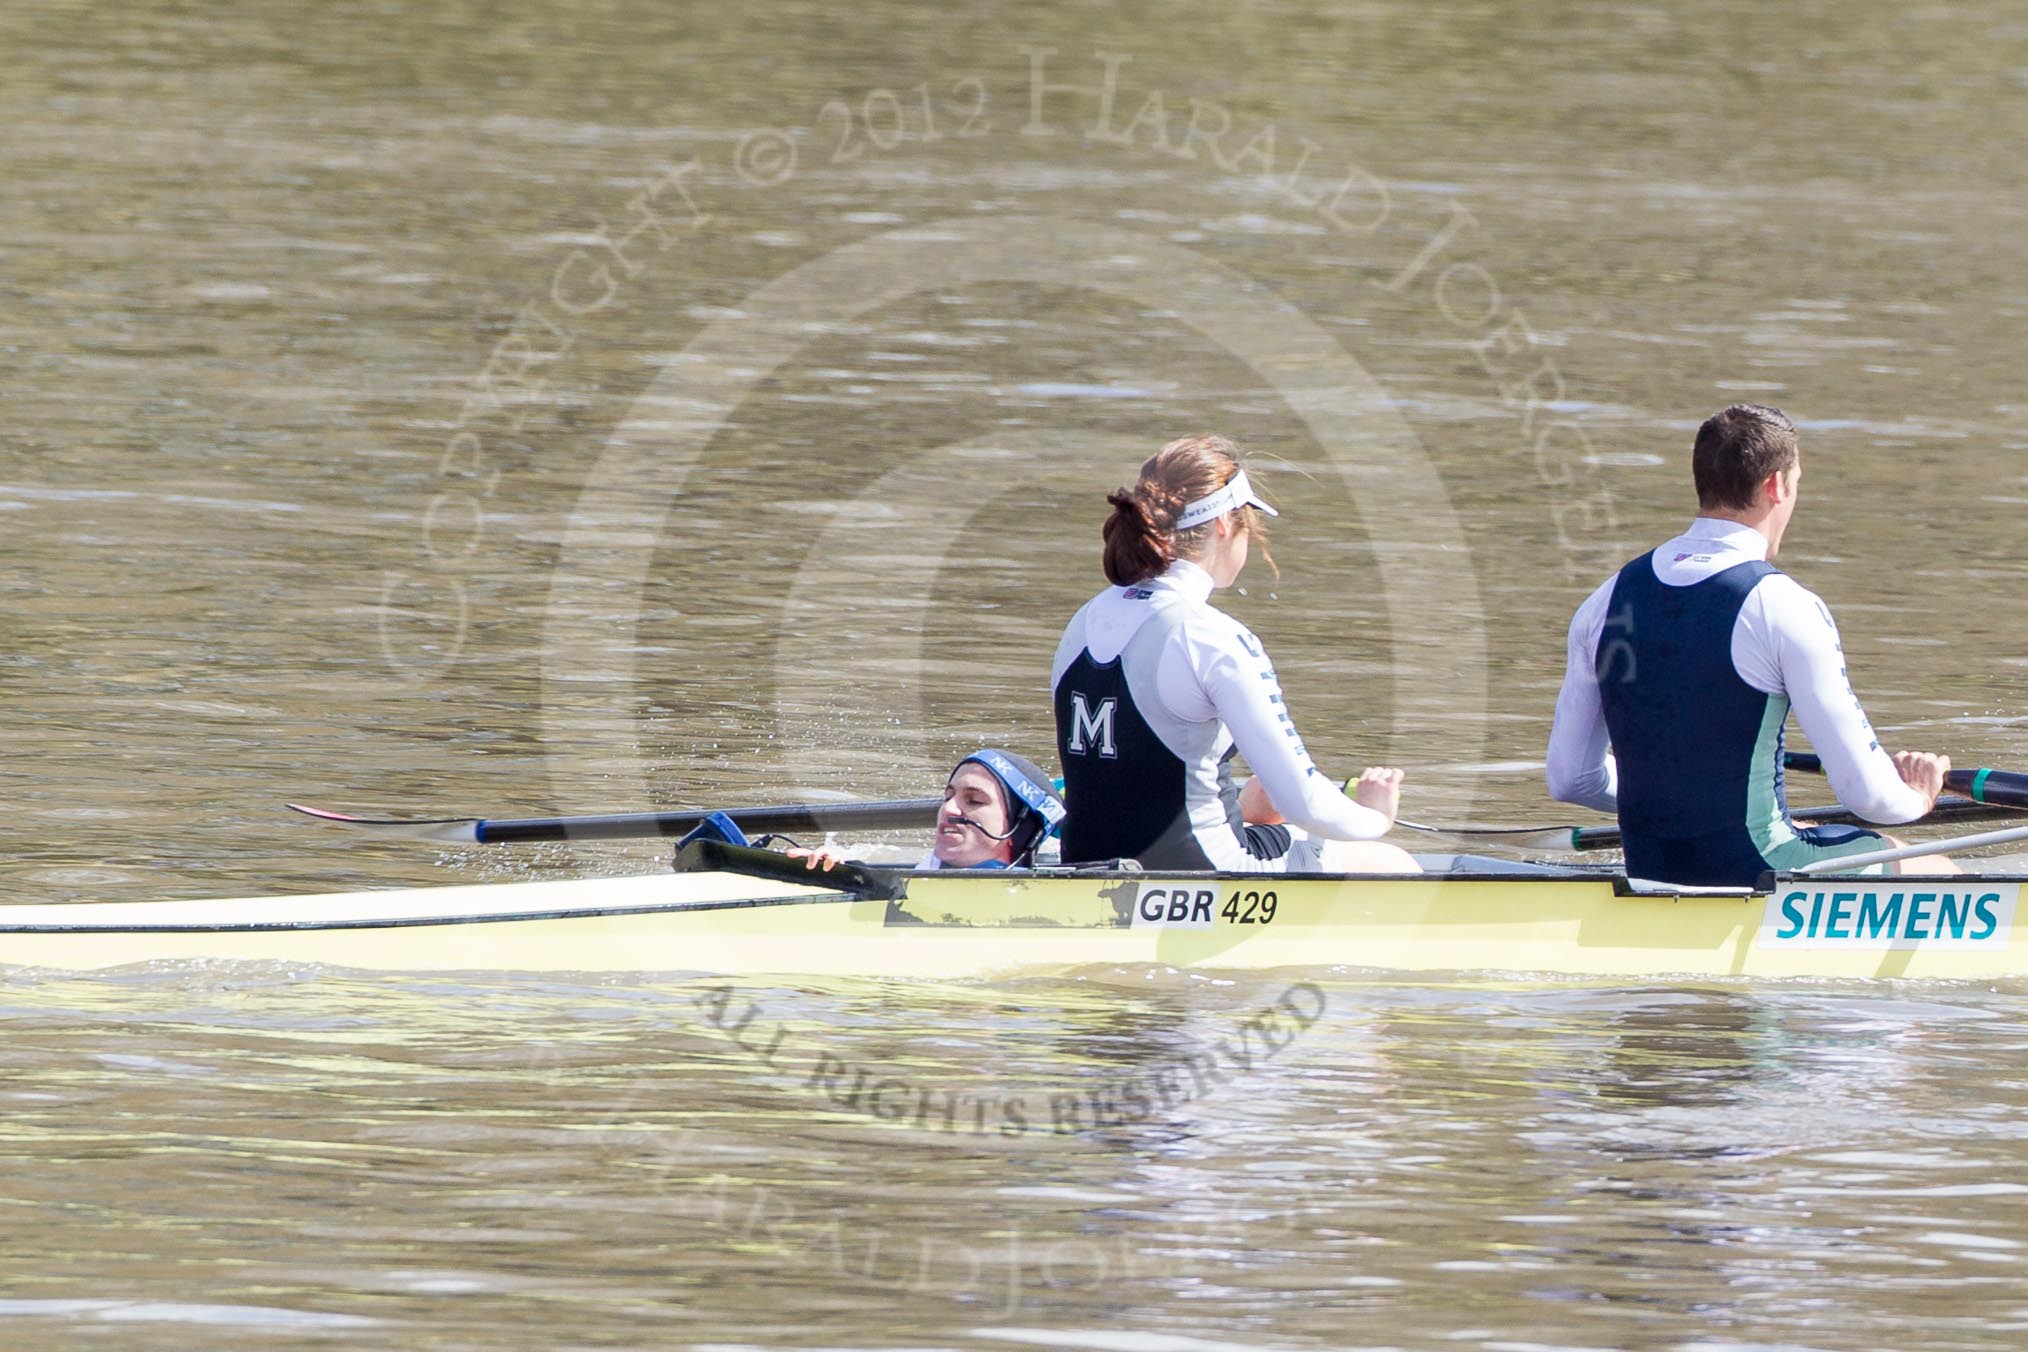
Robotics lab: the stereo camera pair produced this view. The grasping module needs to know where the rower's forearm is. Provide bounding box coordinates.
[1829,769,1930,825]
[1298,796,1393,841]
[1547,739,1617,811]
[1548,769,1617,815]
[1792,726,1930,824]
[1263,767,1393,840]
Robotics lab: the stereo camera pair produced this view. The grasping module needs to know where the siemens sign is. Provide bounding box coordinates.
[1760,884,2019,949]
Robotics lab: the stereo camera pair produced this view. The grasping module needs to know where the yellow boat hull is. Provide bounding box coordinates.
[4,867,2023,981]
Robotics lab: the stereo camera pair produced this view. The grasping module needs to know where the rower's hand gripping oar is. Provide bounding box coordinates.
[286,796,944,844]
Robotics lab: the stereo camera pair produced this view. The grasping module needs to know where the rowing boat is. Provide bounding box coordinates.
[5,843,2023,980]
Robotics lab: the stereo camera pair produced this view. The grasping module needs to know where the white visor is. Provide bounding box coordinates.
[1174,468,1280,531]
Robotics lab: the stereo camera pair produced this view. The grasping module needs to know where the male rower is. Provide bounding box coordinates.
[1546,404,1955,885]
[787,748,1066,871]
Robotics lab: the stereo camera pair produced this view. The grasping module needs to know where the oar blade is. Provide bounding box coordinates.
[468,798,945,843]
[285,803,483,844]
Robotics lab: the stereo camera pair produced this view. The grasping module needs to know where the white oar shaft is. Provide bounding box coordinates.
[1794,822,2028,874]
[288,797,944,843]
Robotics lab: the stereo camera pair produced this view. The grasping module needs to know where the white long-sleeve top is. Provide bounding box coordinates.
[1546,517,1928,823]
[1052,560,1390,860]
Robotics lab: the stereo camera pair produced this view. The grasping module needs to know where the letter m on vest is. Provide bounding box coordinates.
[1067,694,1119,758]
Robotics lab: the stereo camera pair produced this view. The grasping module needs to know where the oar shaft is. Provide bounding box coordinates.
[1795,821,2028,873]
[1783,752,2028,810]
[1404,795,2009,853]
[674,838,907,900]
[1572,798,1975,852]
[290,797,945,844]
[474,798,944,843]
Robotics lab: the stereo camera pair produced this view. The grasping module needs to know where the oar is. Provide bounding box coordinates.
[1394,817,1613,851]
[1795,821,2028,874]
[673,838,908,901]
[286,796,944,844]
[1404,757,2028,852]
[1784,751,2028,810]
[1399,794,2011,853]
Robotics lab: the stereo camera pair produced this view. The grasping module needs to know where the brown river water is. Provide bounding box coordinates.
[4,0,2028,1346]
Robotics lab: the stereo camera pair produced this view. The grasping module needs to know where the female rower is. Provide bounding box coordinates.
[788,748,1066,871]
[1051,433,1419,873]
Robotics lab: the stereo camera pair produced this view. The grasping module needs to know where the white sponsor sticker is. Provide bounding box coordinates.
[1759,883,2019,950]
[1127,884,1221,930]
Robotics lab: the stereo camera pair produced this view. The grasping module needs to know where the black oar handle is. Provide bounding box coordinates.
[673,838,909,901]
[473,797,945,843]
[1783,752,2028,810]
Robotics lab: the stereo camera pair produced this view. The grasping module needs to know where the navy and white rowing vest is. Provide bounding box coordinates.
[1052,562,1391,869]
[1053,576,1322,869]
[1596,550,1801,886]
[1053,603,1262,868]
